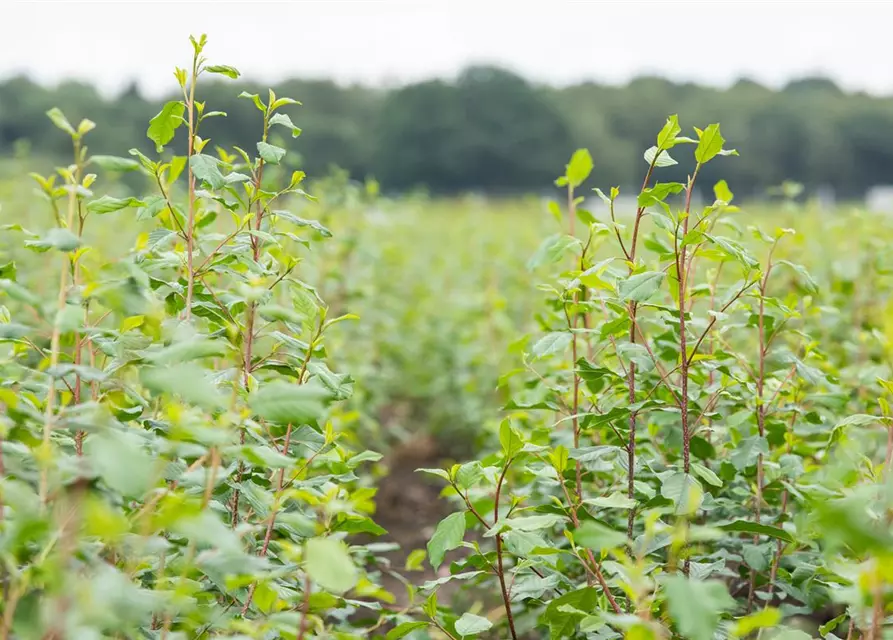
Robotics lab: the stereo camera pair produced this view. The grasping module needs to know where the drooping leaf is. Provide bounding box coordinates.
[248,381,331,426]
[427,512,466,569]
[618,271,665,303]
[91,155,140,172]
[573,521,627,551]
[663,575,735,640]
[644,146,677,167]
[717,520,794,544]
[189,154,227,190]
[257,141,286,165]
[454,613,493,636]
[304,537,358,595]
[86,195,145,214]
[84,429,154,499]
[270,112,302,137]
[204,64,240,79]
[24,228,81,252]
[660,472,703,515]
[526,233,580,270]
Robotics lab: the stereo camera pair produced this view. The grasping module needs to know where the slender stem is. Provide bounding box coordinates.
[748,241,778,611]
[0,582,23,640]
[40,138,82,506]
[678,164,700,477]
[546,451,623,613]
[566,184,585,505]
[677,164,701,578]
[231,115,269,526]
[493,461,519,640]
[184,53,199,319]
[296,573,312,640]
[72,155,85,454]
[241,424,293,615]
[684,280,756,368]
[769,409,797,589]
[625,157,658,540]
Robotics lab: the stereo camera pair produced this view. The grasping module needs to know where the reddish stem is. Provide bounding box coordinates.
[625,158,658,539]
[296,573,312,640]
[493,462,519,640]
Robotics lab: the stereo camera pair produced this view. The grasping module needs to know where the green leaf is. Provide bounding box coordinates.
[776,260,819,294]
[455,461,485,490]
[304,537,358,595]
[542,587,598,637]
[743,545,769,571]
[417,468,450,481]
[91,155,140,172]
[270,112,302,138]
[140,362,225,410]
[730,435,769,470]
[84,430,154,499]
[644,146,677,167]
[638,182,685,207]
[204,64,240,79]
[46,107,75,135]
[526,233,579,270]
[427,512,466,569]
[487,514,565,537]
[714,179,734,203]
[657,114,682,150]
[566,149,594,188]
[147,101,185,152]
[386,622,430,640]
[585,492,636,510]
[248,380,331,426]
[272,211,332,237]
[694,123,726,164]
[663,576,735,640]
[239,91,266,112]
[573,521,627,551]
[86,195,145,214]
[499,420,523,458]
[691,462,723,487]
[818,613,848,638]
[257,141,287,165]
[24,228,81,252]
[717,520,794,544]
[531,331,572,358]
[618,271,665,302]
[454,613,493,636]
[660,472,703,515]
[150,338,228,364]
[189,154,227,190]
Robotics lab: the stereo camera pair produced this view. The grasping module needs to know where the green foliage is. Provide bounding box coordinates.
[0,36,393,639]
[8,69,893,197]
[2,36,893,640]
[414,118,893,640]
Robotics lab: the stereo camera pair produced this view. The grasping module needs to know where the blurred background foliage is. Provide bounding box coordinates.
[3,69,893,197]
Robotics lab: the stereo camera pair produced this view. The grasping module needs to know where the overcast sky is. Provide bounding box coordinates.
[2,0,891,97]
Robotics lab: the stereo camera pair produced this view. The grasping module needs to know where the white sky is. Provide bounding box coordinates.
[1,0,891,97]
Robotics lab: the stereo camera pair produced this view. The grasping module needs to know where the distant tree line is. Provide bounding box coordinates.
[2,67,892,197]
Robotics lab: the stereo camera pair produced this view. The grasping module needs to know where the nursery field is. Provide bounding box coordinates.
[1,37,892,640]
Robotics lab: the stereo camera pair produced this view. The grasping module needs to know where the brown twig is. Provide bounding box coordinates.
[493,460,519,640]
